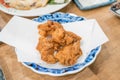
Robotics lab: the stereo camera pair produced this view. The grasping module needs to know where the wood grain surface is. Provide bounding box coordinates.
[0,1,120,80]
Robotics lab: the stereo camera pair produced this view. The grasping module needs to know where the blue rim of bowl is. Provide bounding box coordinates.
[22,12,101,76]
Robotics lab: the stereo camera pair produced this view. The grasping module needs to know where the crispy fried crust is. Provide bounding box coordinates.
[36,21,82,65]
[55,41,82,66]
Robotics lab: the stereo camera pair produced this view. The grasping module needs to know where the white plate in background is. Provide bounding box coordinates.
[0,0,71,17]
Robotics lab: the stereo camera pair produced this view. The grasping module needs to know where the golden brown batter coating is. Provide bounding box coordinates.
[36,21,82,65]
[55,41,82,66]
[36,37,57,64]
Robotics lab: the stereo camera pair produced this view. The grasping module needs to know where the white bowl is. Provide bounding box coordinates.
[16,12,102,76]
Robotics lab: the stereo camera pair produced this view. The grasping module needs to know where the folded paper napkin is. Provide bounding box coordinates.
[0,16,109,68]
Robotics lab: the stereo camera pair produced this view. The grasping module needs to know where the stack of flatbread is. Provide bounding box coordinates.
[4,0,49,10]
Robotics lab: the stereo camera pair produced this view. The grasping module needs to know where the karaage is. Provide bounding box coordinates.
[36,20,82,65]
[36,37,57,64]
[55,41,82,66]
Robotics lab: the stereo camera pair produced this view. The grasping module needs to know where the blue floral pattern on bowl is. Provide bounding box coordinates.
[33,12,85,23]
[23,12,101,76]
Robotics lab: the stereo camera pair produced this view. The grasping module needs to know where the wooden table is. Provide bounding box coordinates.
[0,1,120,80]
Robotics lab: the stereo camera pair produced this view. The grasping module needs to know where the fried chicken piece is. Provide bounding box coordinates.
[38,20,66,48]
[38,21,54,36]
[64,31,81,45]
[55,41,82,66]
[51,26,65,46]
[38,20,65,42]
[36,37,57,64]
